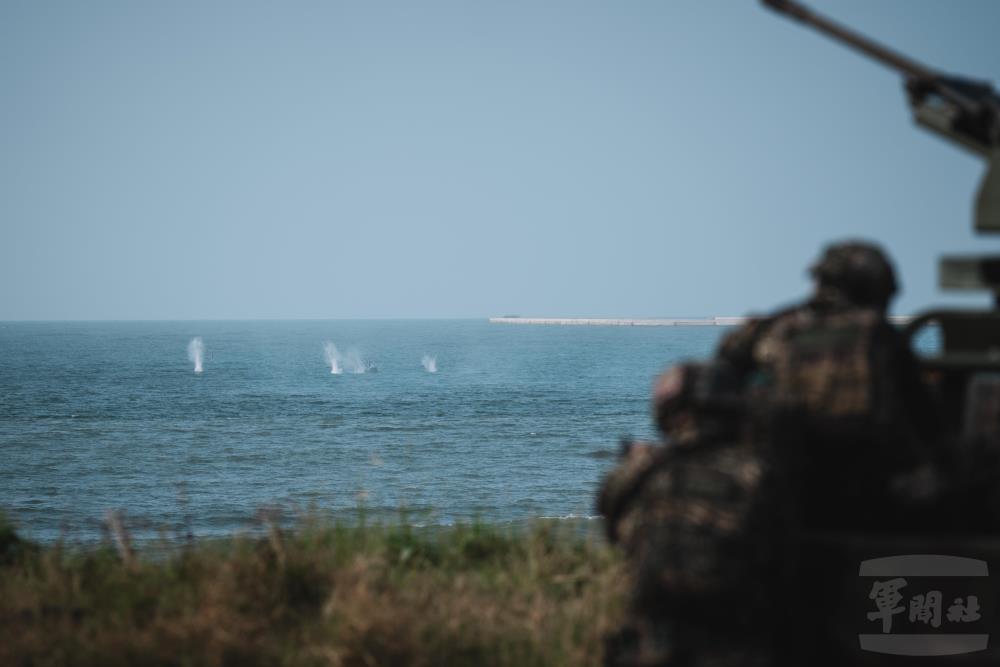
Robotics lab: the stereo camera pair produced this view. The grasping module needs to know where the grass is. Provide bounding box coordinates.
[0,513,625,667]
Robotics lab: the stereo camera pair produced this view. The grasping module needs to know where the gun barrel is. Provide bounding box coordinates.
[761,0,937,82]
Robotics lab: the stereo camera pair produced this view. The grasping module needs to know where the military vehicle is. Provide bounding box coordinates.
[761,0,999,424]
[758,2,1000,664]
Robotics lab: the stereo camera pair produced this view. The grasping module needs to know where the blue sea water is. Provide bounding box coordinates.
[0,320,724,543]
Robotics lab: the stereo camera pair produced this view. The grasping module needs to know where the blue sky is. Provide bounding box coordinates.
[2,0,998,319]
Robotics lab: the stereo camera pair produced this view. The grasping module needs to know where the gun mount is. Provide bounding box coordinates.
[762,0,1000,235]
[763,0,1000,438]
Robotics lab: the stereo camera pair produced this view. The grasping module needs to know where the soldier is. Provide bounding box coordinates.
[717,240,942,529]
[598,241,946,666]
[711,241,951,665]
[719,240,936,431]
[599,361,782,667]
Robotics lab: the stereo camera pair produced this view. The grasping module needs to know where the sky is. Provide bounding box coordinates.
[2,0,999,320]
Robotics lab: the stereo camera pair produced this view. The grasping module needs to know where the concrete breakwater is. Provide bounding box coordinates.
[489,317,748,326]
[490,315,913,327]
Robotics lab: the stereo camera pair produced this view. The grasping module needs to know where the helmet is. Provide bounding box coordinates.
[809,240,898,310]
[653,362,745,442]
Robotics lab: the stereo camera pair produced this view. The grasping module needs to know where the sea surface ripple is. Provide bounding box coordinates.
[0,320,725,542]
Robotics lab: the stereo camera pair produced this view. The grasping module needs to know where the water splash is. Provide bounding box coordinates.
[323,342,343,375]
[343,349,363,374]
[325,342,375,374]
[344,348,377,374]
[187,337,204,374]
[421,354,437,373]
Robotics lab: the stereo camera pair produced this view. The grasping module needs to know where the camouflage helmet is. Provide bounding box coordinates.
[653,361,744,442]
[809,240,898,309]
[653,364,696,437]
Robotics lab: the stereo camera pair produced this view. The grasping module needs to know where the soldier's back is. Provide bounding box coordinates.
[601,434,785,667]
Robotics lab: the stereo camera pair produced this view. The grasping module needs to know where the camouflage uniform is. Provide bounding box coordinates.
[599,242,945,666]
[599,363,782,667]
[713,242,947,665]
[719,242,935,429]
[717,241,941,529]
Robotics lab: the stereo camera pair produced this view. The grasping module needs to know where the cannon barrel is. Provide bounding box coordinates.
[762,0,1000,232]
[761,0,937,81]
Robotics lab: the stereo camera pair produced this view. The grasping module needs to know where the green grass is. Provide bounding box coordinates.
[0,514,625,666]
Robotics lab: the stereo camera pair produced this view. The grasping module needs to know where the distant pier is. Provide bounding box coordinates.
[488,317,747,327]
[489,315,913,327]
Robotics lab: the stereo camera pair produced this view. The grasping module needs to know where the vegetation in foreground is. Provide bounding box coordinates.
[0,513,625,667]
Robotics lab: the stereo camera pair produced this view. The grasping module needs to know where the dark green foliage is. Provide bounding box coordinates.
[0,515,625,667]
[0,512,37,565]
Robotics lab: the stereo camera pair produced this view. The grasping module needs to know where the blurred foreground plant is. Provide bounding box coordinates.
[0,512,624,667]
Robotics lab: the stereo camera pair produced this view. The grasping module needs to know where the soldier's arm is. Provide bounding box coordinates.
[898,329,941,427]
[597,441,673,543]
[882,323,945,450]
[716,315,775,372]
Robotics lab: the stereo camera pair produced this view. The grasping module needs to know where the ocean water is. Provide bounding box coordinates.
[0,320,725,543]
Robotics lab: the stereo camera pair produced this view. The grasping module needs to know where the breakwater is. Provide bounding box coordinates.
[489,315,913,327]
[489,317,747,326]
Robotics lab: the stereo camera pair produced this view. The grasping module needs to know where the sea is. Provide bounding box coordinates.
[0,320,730,543]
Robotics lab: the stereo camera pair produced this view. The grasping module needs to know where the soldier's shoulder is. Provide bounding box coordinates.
[597,441,668,539]
[717,314,772,363]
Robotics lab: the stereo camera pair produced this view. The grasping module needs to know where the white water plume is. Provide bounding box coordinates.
[343,348,376,374]
[421,354,437,373]
[324,342,375,374]
[187,337,204,374]
[324,342,343,375]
